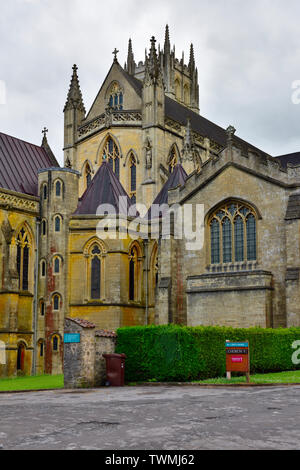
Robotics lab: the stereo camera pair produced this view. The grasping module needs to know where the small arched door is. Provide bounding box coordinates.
[17,343,25,372]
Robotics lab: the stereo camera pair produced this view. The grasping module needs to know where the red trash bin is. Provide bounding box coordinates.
[103,353,126,386]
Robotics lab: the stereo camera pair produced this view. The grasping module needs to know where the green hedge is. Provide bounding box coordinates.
[115,325,300,382]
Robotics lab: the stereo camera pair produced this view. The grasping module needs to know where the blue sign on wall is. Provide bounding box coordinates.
[64,333,81,344]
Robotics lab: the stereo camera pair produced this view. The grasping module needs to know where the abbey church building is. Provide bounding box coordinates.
[1,26,300,377]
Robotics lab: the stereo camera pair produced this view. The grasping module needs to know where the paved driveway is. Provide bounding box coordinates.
[0,385,299,450]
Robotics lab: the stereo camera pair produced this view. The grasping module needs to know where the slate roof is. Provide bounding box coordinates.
[74,161,137,216]
[147,164,188,219]
[274,152,300,169]
[120,70,271,159]
[0,132,58,196]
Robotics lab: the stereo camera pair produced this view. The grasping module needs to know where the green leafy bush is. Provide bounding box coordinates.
[115,325,300,382]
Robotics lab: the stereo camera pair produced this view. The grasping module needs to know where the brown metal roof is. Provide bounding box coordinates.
[74,161,137,216]
[147,164,188,219]
[0,132,58,196]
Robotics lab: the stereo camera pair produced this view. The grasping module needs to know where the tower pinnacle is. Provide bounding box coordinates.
[64,64,86,113]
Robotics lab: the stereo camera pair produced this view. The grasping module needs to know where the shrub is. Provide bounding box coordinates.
[115,325,300,382]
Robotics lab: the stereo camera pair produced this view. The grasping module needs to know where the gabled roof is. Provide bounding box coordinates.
[0,132,58,196]
[274,152,300,169]
[85,61,142,121]
[74,161,136,216]
[165,96,270,159]
[147,164,188,219]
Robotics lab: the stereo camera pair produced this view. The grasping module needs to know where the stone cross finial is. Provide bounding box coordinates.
[42,127,48,139]
[112,48,119,62]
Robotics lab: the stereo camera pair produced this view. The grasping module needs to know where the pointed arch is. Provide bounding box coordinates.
[128,241,143,302]
[105,81,124,110]
[123,149,140,167]
[184,84,190,105]
[83,237,107,301]
[127,152,137,203]
[14,222,34,292]
[175,78,181,101]
[96,134,122,179]
[207,199,258,266]
[53,178,64,198]
[150,242,159,305]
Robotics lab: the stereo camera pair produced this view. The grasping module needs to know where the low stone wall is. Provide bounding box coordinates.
[95,330,117,386]
[64,318,116,389]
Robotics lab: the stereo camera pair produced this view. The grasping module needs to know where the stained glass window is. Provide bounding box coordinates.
[102,137,120,179]
[211,219,220,264]
[16,227,30,291]
[55,181,61,197]
[222,218,232,263]
[54,258,60,274]
[53,336,58,351]
[108,83,123,110]
[53,295,60,311]
[209,202,257,265]
[55,216,61,232]
[234,216,244,262]
[247,215,256,261]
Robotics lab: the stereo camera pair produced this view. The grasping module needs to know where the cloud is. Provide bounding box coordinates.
[0,0,300,163]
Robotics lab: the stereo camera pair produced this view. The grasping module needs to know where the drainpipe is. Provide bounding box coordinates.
[32,219,40,376]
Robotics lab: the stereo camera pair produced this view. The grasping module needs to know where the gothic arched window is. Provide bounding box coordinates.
[108,82,123,110]
[53,294,61,311]
[40,300,45,316]
[53,257,61,275]
[52,335,59,352]
[43,184,47,200]
[17,343,26,371]
[102,137,120,179]
[129,153,137,203]
[91,245,101,300]
[209,202,257,265]
[184,84,190,105]
[129,244,141,302]
[168,145,178,174]
[175,79,181,101]
[41,260,46,278]
[42,219,47,236]
[55,180,62,197]
[16,227,31,291]
[54,215,62,233]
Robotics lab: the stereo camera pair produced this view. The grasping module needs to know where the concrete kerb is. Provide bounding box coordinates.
[0,382,300,394]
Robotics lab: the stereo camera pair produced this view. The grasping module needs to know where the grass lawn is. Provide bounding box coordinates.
[0,374,64,392]
[193,370,300,385]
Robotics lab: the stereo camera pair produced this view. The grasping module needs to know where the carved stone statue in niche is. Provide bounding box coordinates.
[145,138,152,170]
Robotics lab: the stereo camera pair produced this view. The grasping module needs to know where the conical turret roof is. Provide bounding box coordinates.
[74,161,137,216]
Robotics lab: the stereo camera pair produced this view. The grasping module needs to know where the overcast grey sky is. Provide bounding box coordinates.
[0,0,300,164]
